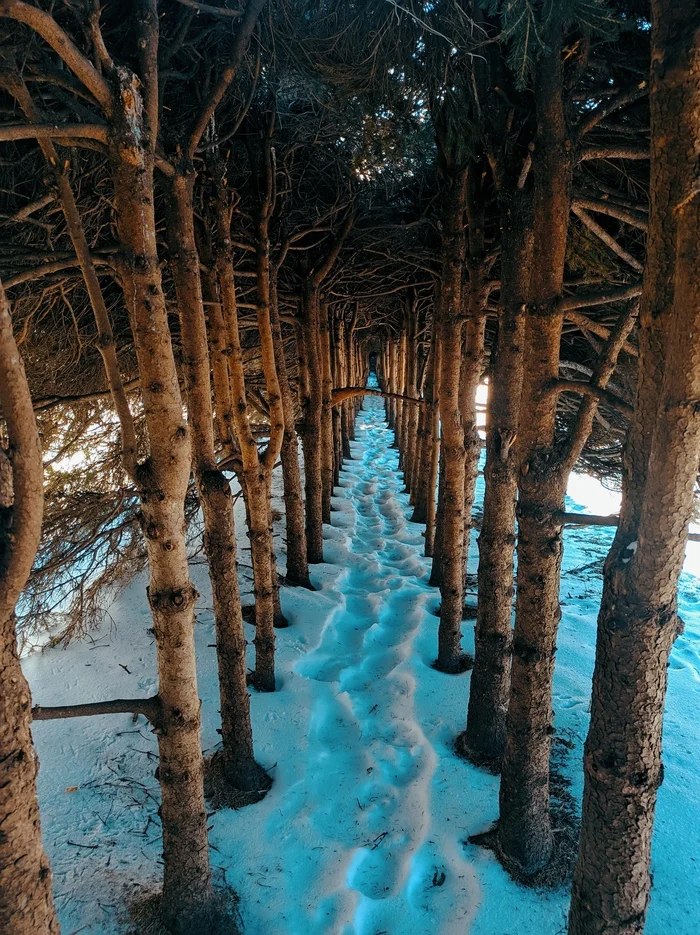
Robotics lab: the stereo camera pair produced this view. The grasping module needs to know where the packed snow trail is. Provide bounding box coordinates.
[241,393,476,934]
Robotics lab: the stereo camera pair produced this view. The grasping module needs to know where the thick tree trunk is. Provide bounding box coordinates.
[167,171,264,791]
[461,188,533,770]
[569,6,700,932]
[0,280,59,935]
[109,80,211,926]
[497,21,572,874]
[435,166,468,673]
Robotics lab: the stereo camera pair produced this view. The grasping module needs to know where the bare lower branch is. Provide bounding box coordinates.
[0,123,108,144]
[546,378,634,415]
[32,696,162,724]
[0,1,113,114]
[572,206,644,272]
[555,512,700,542]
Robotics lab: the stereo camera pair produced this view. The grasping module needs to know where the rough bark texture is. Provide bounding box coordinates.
[109,72,211,926]
[497,21,571,874]
[461,169,488,576]
[270,277,310,587]
[435,164,468,673]
[319,298,334,523]
[569,6,700,932]
[300,282,324,564]
[461,188,533,770]
[0,280,59,935]
[215,186,283,692]
[167,171,263,792]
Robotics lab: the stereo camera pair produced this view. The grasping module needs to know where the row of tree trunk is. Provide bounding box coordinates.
[376,5,700,935]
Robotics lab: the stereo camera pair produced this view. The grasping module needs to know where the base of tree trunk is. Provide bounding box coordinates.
[247,670,276,693]
[204,751,272,809]
[130,882,240,935]
[453,730,502,774]
[284,573,315,591]
[273,611,290,629]
[431,652,473,675]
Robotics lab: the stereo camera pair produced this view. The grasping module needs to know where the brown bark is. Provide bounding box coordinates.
[319,298,334,523]
[569,6,700,932]
[435,163,468,673]
[424,329,441,556]
[461,168,488,575]
[167,169,266,792]
[497,19,572,874]
[214,184,283,692]
[109,70,211,926]
[402,300,420,494]
[0,279,59,935]
[299,282,325,564]
[461,188,533,770]
[270,277,311,588]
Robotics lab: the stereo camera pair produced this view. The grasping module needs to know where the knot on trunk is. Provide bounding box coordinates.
[148,584,198,614]
[497,428,517,462]
[201,469,230,497]
[512,638,548,664]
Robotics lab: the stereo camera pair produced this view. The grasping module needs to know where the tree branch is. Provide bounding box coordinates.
[187,0,267,158]
[32,696,162,724]
[0,0,113,115]
[577,81,648,138]
[572,205,644,272]
[0,123,108,144]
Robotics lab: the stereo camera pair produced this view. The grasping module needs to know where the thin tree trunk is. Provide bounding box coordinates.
[412,318,438,524]
[300,283,324,563]
[435,165,468,673]
[214,189,283,692]
[167,170,265,792]
[270,277,311,588]
[319,298,334,523]
[461,188,533,770]
[461,169,488,581]
[0,279,59,935]
[569,6,700,931]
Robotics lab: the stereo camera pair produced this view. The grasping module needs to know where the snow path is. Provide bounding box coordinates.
[21,393,700,934]
[264,398,480,933]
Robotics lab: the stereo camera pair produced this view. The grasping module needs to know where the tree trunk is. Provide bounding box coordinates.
[319,298,334,523]
[167,170,264,792]
[497,20,572,874]
[569,6,700,931]
[270,278,311,588]
[215,188,284,692]
[109,79,211,926]
[435,166,468,673]
[461,315,486,575]
[300,284,324,563]
[0,280,59,935]
[461,188,533,770]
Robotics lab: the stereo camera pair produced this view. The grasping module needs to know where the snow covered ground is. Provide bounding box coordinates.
[23,394,700,934]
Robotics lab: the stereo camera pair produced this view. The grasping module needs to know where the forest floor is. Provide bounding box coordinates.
[24,394,700,935]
